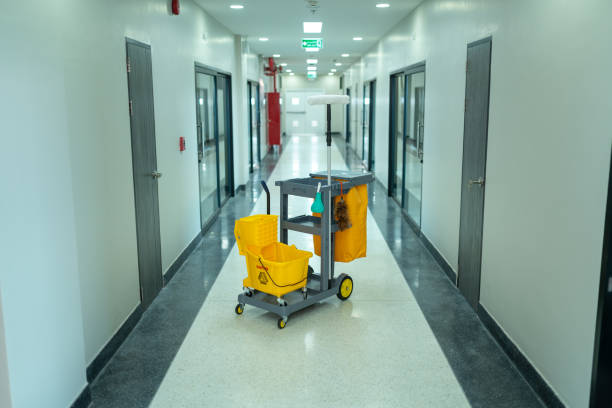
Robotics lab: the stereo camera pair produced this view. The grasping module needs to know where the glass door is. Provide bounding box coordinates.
[403,71,425,225]
[195,66,233,230]
[195,72,219,228]
[215,75,232,204]
[389,65,425,228]
[390,74,405,204]
[345,88,351,142]
[248,81,260,173]
[362,81,374,169]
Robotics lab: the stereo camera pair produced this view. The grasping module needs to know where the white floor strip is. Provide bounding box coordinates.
[150,135,469,408]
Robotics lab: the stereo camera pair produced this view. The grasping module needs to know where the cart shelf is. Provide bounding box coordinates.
[283,215,339,236]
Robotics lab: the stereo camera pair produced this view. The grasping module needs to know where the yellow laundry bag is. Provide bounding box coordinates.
[313,183,368,262]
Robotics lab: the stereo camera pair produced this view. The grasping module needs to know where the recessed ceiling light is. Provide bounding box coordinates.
[303,22,323,34]
[286,69,292,72]
[341,53,350,57]
[331,69,337,72]
[259,37,269,42]
[305,48,320,52]
[376,3,390,8]
[328,73,334,76]
[280,63,287,66]
[335,62,342,66]
[306,59,318,64]
[307,66,317,71]
[290,73,295,76]
[353,37,363,41]
[230,4,244,9]
[273,54,280,58]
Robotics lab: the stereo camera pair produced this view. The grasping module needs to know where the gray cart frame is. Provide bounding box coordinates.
[236,170,373,328]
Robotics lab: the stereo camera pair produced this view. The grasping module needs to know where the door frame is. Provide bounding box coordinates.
[590,148,612,407]
[388,62,426,224]
[194,62,235,232]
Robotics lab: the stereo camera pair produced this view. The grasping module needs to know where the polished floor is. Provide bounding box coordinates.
[90,134,544,407]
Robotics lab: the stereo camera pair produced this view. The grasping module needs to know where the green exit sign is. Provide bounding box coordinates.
[302,38,323,49]
[307,71,317,79]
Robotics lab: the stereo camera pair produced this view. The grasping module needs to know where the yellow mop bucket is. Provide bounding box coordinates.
[244,242,312,298]
[235,213,313,297]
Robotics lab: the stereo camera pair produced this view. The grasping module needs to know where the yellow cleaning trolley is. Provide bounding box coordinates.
[234,95,373,329]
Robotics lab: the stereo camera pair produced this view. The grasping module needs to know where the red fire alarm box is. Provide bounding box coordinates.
[172,0,180,15]
[179,136,185,152]
[267,92,280,146]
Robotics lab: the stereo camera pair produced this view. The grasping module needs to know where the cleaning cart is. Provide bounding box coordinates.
[234,95,373,329]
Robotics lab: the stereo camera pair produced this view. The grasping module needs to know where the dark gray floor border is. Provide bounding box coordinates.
[164,231,204,285]
[70,385,92,408]
[478,304,565,408]
[333,135,559,407]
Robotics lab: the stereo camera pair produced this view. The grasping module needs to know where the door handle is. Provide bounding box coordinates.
[151,171,162,179]
[468,177,484,189]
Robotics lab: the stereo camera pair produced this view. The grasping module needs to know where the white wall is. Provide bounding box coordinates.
[346,0,612,406]
[0,291,12,408]
[0,0,250,406]
[281,75,343,134]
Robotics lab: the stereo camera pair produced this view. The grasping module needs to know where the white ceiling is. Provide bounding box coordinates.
[194,0,423,76]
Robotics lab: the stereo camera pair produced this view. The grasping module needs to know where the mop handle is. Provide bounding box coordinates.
[326,103,332,284]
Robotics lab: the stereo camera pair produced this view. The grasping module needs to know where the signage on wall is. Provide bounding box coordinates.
[301,38,323,49]
[307,71,317,79]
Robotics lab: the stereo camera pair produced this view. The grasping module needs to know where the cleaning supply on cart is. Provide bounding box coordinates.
[313,180,368,263]
[334,181,351,231]
[311,182,324,213]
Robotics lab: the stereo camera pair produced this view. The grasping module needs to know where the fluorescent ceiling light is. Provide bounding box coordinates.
[341,53,350,57]
[307,66,317,71]
[353,37,363,41]
[303,22,323,33]
[230,4,244,9]
[273,54,280,58]
[290,73,295,76]
[280,63,287,66]
[285,69,292,72]
[335,62,342,66]
[328,73,334,76]
[259,37,269,41]
[331,69,337,72]
[306,59,318,64]
[376,3,390,8]
[305,48,320,52]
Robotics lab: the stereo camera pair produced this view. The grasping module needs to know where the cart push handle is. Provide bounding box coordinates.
[261,180,271,215]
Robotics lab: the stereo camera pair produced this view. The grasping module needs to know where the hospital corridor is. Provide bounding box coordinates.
[1,1,611,408]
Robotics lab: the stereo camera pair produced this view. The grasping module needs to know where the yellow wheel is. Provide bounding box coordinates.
[337,276,353,301]
[277,318,287,329]
[235,304,244,315]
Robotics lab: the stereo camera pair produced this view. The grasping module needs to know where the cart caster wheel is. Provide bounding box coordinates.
[302,291,308,300]
[277,318,287,329]
[337,276,353,301]
[235,304,244,315]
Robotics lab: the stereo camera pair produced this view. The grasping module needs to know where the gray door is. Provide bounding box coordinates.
[126,39,163,308]
[457,38,492,310]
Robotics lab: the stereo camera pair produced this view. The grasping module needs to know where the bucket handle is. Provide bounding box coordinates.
[258,257,307,288]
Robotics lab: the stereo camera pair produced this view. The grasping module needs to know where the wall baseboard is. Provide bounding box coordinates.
[86,303,144,383]
[477,304,565,408]
[235,184,246,193]
[70,384,92,408]
[420,233,457,285]
[164,231,203,285]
